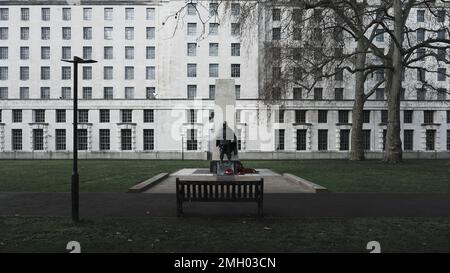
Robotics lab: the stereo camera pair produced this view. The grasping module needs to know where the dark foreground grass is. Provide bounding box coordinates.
[0,217,449,253]
[0,159,449,192]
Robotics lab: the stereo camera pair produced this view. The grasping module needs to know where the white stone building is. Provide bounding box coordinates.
[0,0,449,159]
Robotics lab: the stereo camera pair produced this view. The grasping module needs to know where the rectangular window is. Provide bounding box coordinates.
[340,130,350,151]
[187,64,197,77]
[235,85,241,99]
[125,67,134,80]
[62,27,71,40]
[295,110,306,123]
[104,7,113,20]
[78,129,88,150]
[0,47,7,60]
[83,46,92,60]
[275,129,285,151]
[426,130,436,151]
[318,130,328,151]
[143,129,155,151]
[34,110,45,123]
[21,27,30,40]
[447,130,450,151]
[104,87,113,99]
[375,29,384,42]
[404,130,414,151]
[363,130,371,150]
[125,8,134,20]
[187,85,197,99]
[187,23,197,36]
[40,87,50,99]
[417,10,425,22]
[61,87,71,99]
[314,88,323,100]
[104,47,113,59]
[33,129,44,150]
[381,110,388,124]
[437,89,447,101]
[187,109,196,123]
[55,129,66,150]
[144,109,154,123]
[296,129,307,151]
[63,7,71,20]
[376,88,385,100]
[82,87,92,99]
[146,47,155,59]
[83,8,92,20]
[121,110,132,123]
[104,66,113,80]
[277,110,285,123]
[209,23,219,35]
[272,27,281,40]
[146,27,155,39]
[187,43,197,56]
[62,46,71,60]
[0,27,7,40]
[125,87,134,99]
[41,8,50,21]
[20,87,29,99]
[209,43,219,56]
[437,68,446,81]
[13,109,22,123]
[187,129,197,151]
[20,67,29,81]
[424,110,434,124]
[12,129,22,150]
[335,69,344,81]
[231,64,240,78]
[41,47,50,60]
[146,87,156,99]
[78,110,89,123]
[404,110,413,124]
[209,3,218,16]
[417,29,425,42]
[209,64,219,78]
[0,8,8,21]
[125,27,134,40]
[99,129,110,150]
[318,110,327,123]
[417,88,426,101]
[146,66,155,80]
[56,109,66,123]
[146,8,155,20]
[187,3,197,15]
[231,23,240,36]
[335,88,344,101]
[99,109,110,123]
[62,67,71,80]
[21,8,29,21]
[209,85,215,99]
[83,66,92,80]
[104,27,113,40]
[272,8,281,21]
[125,46,134,60]
[0,67,8,80]
[293,88,302,100]
[231,3,241,16]
[83,27,92,40]
[338,110,349,123]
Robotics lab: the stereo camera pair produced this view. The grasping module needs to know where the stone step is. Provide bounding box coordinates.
[127,173,169,193]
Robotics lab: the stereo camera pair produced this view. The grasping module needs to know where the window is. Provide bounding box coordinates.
[33,129,44,150]
[235,85,241,99]
[78,129,88,150]
[437,89,447,101]
[209,3,218,16]
[417,29,425,42]
[296,130,307,151]
[99,129,110,150]
[41,8,50,21]
[21,8,29,21]
[426,130,436,151]
[295,110,306,123]
[437,10,446,22]
[424,110,434,124]
[99,110,110,123]
[209,23,219,35]
[125,8,134,20]
[41,47,50,60]
[13,110,22,123]
[231,64,240,78]
[146,66,155,80]
[20,27,29,40]
[104,67,113,80]
[104,7,113,20]
[83,8,91,20]
[0,27,8,40]
[447,130,450,151]
[187,43,197,56]
[20,67,29,81]
[318,110,327,123]
[209,64,219,78]
[438,49,446,61]
[438,29,446,39]
[82,87,92,99]
[417,10,425,22]
[381,110,388,124]
[209,85,215,99]
[56,109,66,123]
[231,23,240,36]
[55,129,66,150]
[125,27,134,40]
[314,88,323,100]
[62,67,71,80]
[146,8,155,20]
[236,110,242,123]
[375,69,384,81]
[0,8,8,20]
[104,87,113,99]
[18,87,29,99]
[146,47,155,59]
[144,109,154,123]
[61,87,71,99]
[41,67,50,80]
[187,3,197,15]
[104,27,113,40]
[125,87,134,99]
[447,110,450,124]
[275,129,285,151]
[62,47,71,60]
[187,23,197,36]
[62,27,71,40]
[12,129,22,150]
[143,129,154,151]
[382,129,387,150]
[376,88,385,100]
[83,67,92,80]
[104,47,113,59]
[335,88,344,101]
[293,27,302,40]
[277,110,285,123]
[272,28,281,40]
[187,64,197,78]
[318,130,328,151]
[418,68,426,82]
[438,68,446,81]
[121,110,132,123]
[335,69,344,81]
[63,8,71,21]
[293,88,302,100]
[417,48,426,61]
[146,87,156,99]
[187,129,197,151]
[375,29,384,42]
[209,43,219,56]
[231,43,240,56]
[20,47,29,60]
[231,3,240,16]
[272,8,281,21]
[125,46,134,59]
[187,109,196,123]
[125,66,134,80]
[146,27,155,39]
[417,88,426,100]
[78,110,89,123]
[0,67,8,80]
[82,47,92,60]
[363,130,371,150]
[340,130,350,151]
[40,87,50,99]
[404,130,414,151]
[83,27,92,40]
[187,85,197,99]
[400,88,406,100]
[338,110,349,124]
[404,110,413,123]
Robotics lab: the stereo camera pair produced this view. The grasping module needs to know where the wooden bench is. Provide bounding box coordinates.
[176,178,264,217]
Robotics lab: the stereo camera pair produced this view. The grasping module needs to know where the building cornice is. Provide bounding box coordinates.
[0,0,165,5]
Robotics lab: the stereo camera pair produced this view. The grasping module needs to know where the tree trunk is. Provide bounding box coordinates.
[350,39,367,161]
[384,0,403,164]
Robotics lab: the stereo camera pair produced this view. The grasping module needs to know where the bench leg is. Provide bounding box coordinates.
[257,201,263,218]
[177,200,183,217]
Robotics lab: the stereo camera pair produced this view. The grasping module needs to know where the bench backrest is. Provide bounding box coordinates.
[176,178,264,202]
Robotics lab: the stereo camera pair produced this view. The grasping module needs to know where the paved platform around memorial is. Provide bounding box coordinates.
[143,168,313,193]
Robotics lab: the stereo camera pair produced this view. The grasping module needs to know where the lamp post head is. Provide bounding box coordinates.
[61,56,98,64]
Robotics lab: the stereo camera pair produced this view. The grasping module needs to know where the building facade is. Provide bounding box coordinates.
[0,0,449,159]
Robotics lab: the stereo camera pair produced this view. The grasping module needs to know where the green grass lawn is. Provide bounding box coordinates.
[1,216,449,253]
[0,159,449,192]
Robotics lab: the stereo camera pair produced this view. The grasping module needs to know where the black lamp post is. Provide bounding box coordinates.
[61,56,97,222]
